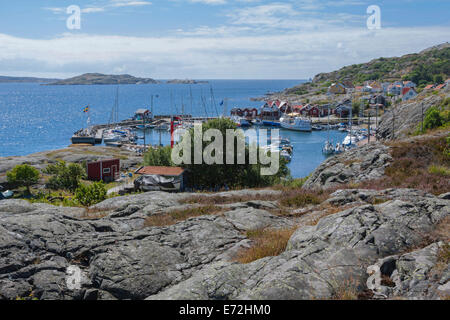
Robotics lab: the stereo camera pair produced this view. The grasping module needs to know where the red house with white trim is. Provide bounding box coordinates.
[87,159,120,182]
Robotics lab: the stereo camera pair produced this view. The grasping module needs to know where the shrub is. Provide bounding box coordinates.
[143,146,174,167]
[74,182,107,207]
[280,193,322,208]
[45,161,86,191]
[428,165,450,177]
[6,164,40,194]
[424,107,444,130]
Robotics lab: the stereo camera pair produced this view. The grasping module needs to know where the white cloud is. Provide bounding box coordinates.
[44,0,152,15]
[0,26,448,79]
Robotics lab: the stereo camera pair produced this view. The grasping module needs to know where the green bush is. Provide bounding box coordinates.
[74,182,107,207]
[143,146,174,167]
[424,107,444,130]
[6,164,40,193]
[170,118,290,189]
[44,161,86,191]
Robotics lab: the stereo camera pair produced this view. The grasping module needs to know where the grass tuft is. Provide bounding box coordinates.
[144,205,223,227]
[235,227,297,264]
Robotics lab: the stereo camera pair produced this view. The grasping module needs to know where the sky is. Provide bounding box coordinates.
[0,0,449,79]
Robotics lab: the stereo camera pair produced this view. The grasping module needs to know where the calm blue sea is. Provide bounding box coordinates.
[0,80,346,178]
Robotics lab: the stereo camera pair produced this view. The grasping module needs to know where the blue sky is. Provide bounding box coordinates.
[0,0,449,79]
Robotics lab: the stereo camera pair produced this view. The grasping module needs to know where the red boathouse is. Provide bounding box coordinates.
[87,159,120,182]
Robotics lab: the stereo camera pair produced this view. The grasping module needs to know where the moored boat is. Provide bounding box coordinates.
[280,116,312,132]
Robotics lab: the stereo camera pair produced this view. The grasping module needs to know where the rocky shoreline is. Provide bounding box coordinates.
[0,186,448,300]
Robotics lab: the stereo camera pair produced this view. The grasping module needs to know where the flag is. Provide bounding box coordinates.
[219,100,224,106]
[83,106,90,113]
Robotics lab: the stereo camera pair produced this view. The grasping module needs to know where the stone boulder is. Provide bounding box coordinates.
[303,143,392,189]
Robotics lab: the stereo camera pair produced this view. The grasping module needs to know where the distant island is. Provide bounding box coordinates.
[47,73,160,85]
[166,79,209,84]
[0,76,60,83]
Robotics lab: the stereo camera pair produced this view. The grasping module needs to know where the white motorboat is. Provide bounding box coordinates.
[335,143,344,154]
[280,150,292,162]
[231,116,251,127]
[342,134,358,146]
[280,116,312,132]
[252,119,264,126]
[322,141,335,155]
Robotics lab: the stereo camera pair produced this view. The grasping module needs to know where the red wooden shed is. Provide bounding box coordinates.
[87,159,120,182]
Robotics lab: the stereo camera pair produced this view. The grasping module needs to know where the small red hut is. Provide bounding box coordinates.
[87,159,120,182]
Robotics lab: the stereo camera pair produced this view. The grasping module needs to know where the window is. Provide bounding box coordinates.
[103,168,111,174]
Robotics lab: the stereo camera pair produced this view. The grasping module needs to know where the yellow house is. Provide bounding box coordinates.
[328,83,347,94]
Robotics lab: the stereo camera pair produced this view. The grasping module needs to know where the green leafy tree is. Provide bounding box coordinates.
[423,106,444,130]
[6,164,40,194]
[433,74,444,84]
[175,118,290,189]
[143,146,174,167]
[74,182,107,207]
[44,161,86,191]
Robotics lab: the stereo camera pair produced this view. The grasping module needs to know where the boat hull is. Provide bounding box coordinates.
[71,136,96,145]
[262,120,281,127]
[280,123,312,132]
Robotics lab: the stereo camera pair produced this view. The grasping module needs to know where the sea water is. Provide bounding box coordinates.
[0,80,346,178]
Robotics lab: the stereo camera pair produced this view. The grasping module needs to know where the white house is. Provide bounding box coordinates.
[388,83,403,96]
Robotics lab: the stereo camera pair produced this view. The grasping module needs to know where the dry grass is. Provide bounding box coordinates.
[369,197,390,205]
[80,208,110,220]
[305,203,357,226]
[371,135,450,195]
[144,205,223,227]
[180,193,280,205]
[235,227,297,264]
[330,278,360,300]
[343,159,361,166]
[182,188,331,211]
[279,192,323,208]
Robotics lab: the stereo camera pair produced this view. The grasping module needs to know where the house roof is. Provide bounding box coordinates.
[402,87,411,95]
[135,166,185,176]
[424,85,435,90]
[435,84,446,90]
[88,158,120,165]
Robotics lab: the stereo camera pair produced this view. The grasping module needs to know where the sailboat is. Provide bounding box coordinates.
[322,107,334,155]
[103,87,137,146]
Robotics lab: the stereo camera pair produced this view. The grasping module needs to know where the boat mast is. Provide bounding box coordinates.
[189,86,193,118]
[115,86,119,124]
[210,86,219,117]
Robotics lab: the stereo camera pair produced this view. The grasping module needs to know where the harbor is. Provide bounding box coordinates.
[70,98,377,179]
